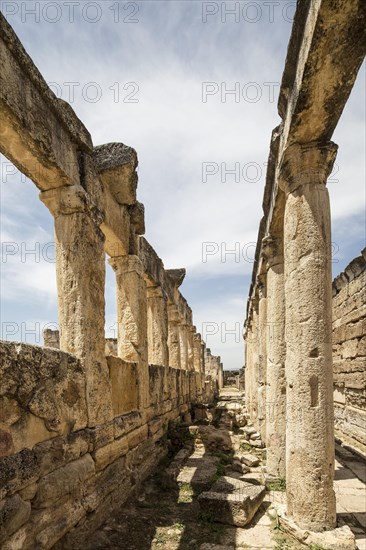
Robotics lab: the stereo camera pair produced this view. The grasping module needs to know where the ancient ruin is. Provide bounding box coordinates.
[0,10,225,547]
[243,0,366,545]
[0,0,365,549]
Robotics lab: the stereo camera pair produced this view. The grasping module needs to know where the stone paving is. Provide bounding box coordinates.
[334,446,366,550]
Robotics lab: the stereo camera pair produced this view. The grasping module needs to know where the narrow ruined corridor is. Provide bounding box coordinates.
[69,389,366,550]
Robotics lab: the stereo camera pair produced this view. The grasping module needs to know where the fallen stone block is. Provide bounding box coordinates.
[198,476,266,527]
[230,459,250,474]
[250,439,264,448]
[177,454,219,491]
[198,426,232,452]
[243,427,257,440]
[239,453,260,467]
[241,472,266,484]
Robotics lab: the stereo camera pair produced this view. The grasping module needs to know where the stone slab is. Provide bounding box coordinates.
[198,476,266,527]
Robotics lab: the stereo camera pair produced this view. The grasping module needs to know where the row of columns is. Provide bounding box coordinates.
[204,348,224,392]
[40,181,205,421]
[105,255,205,409]
[244,141,337,532]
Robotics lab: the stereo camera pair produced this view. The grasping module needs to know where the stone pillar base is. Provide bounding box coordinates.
[275,507,356,550]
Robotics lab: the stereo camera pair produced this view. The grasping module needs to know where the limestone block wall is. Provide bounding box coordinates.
[332,249,366,454]
[0,341,211,549]
[0,343,87,458]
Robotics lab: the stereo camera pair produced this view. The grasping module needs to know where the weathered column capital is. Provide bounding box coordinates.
[167,304,180,324]
[40,185,87,215]
[146,284,165,300]
[40,185,103,225]
[278,141,338,194]
[262,235,283,269]
[257,270,267,295]
[251,294,259,311]
[108,254,144,277]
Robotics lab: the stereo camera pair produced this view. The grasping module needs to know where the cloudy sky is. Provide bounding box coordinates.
[1,1,365,369]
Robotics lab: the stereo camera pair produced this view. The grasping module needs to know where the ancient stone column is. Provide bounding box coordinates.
[179,321,188,370]
[279,141,338,531]
[262,235,286,478]
[244,319,253,417]
[251,299,260,431]
[257,280,267,441]
[219,362,224,389]
[146,284,169,366]
[201,340,206,374]
[40,185,113,426]
[187,325,195,371]
[109,255,149,409]
[193,332,203,373]
[167,305,181,369]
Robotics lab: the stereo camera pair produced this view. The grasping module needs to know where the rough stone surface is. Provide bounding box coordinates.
[240,453,260,468]
[33,453,95,508]
[0,342,87,456]
[332,253,366,454]
[177,451,219,491]
[198,476,266,527]
[2,0,366,545]
[0,494,31,544]
[93,142,138,205]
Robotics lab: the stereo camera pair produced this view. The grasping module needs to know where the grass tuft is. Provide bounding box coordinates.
[266,477,286,492]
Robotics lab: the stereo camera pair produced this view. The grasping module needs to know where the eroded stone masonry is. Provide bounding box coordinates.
[332,251,366,455]
[0,11,224,548]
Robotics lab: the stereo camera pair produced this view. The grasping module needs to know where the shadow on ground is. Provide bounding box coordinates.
[77,388,280,550]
